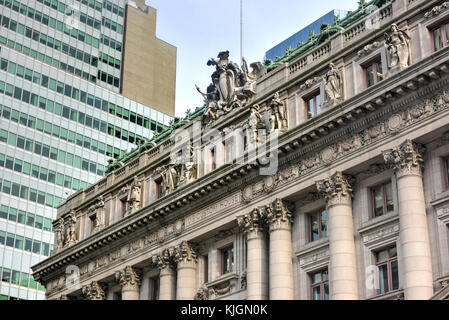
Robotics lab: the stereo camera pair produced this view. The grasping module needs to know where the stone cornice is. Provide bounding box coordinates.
[32,35,449,285]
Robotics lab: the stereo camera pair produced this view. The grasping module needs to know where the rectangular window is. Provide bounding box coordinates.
[364,58,383,88]
[375,246,399,295]
[371,181,394,217]
[445,157,449,190]
[310,269,329,300]
[309,208,327,242]
[221,245,234,275]
[150,276,159,300]
[431,21,449,52]
[305,91,321,119]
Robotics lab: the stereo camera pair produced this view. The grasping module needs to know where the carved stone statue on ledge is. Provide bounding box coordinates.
[324,63,343,107]
[385,24,411,73]
[269,92,288,132]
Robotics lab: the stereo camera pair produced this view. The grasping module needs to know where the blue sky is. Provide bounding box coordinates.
[146,0,360,118]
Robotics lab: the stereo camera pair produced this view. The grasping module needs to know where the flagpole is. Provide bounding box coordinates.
[240,0,243,64]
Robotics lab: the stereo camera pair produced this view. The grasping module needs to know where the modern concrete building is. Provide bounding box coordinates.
[33,0,449,300]
[0,0,174,300]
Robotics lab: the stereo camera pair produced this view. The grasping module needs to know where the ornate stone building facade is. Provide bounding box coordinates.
[32,0,449,300]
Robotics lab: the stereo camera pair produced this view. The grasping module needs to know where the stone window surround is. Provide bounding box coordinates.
[353,46,388,96]
[297,80,324,125]
[357,168,398,226]
[309,267,329,301]
[305,206,327,243]
[296,197,327,248]
[420,6,449,55]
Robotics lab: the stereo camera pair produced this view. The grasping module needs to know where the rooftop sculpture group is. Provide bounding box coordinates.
[198,51,266,126]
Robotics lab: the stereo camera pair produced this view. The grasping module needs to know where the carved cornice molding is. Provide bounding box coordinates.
[382,139,425,177]
[81,281,106,300]
[316,172,354,206]
[115,266,142,290]
[173,241,198,265]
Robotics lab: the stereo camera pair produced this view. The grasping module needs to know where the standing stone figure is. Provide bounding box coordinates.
[269,92,287,132]
[95,195,105,230]
[127,177,142,213]
[324,63,343,106]
[385,24,411,71]
[66,211,77,246]
[197,84,220,126]
[161,164,179,193]
[248,104,266,144]
[56,218,65,251]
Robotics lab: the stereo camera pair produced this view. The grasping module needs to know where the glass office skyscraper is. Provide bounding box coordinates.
[0,0,175,299]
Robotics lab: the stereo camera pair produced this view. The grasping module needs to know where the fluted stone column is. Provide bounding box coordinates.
[383,140,433,300]
[152,248,176,300]
[81,281,106,300]
[317,172,358,300]
[237,208,269,300]
[266,199,295,300]
[115,266,141,300]
[174,241,197,300]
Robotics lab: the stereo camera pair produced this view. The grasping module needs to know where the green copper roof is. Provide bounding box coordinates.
[264,0,390,71]
[105,105,206,174]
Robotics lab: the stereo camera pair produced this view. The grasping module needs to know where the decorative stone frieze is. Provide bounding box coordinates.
[357,41,383,57]
[81,281,106,300]
[383,139,425,177]
[316,172,354,206]
[115,266,142,290]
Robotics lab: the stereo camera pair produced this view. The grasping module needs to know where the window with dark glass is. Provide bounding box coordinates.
[305,91,321,119]
[150,276,159,300]
[364,58,383,87]
[309,208,327,242]
[375,246,399,295]
[444,157,449,190]
[221,245,234,275]
[431,21,449,52]
[371,181,394,217]
[310,269,329,300]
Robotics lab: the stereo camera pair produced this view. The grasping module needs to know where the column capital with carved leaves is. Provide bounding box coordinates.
[115,266,142,293]
[81,281,106,300]
[383,139,425,178]
[316,171,354,207]
[265,198,295,232]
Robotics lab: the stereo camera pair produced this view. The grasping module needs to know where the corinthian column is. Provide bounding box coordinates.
[115,266,142,300]
[152,249,176,300]
[81,281,106,300]
[174,241,197,300]
[265,199,295,300]
[237,208,268,300]
[316,172,358,300]
[383,140,433,300]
